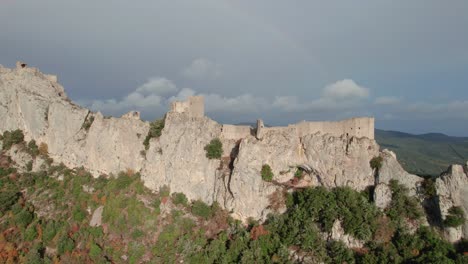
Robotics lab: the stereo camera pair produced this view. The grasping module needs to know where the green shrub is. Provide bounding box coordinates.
[131,229,145,239]
[15,208,35,228]
[370,156,383,170]
[261,164,274,182]
[43,221,59,243]
[421,177,437,198]
[88,226,104,239]
[294,168,303,179]
[0,191,20,213]
[24,224,38,241]
[328,240,355,264]
[89,243,102,258]
[191,200,213,219]
[444,206,465,228]
[27,140,40,157]
[387,179,423,225]
[113,171,135,190]
[143,118,165,150]
[204,138,223,159]
[72,206,87,222]
[57,234,75,255]
[2,129,24,150]
[25,243,45,264]
[172,192,189,206]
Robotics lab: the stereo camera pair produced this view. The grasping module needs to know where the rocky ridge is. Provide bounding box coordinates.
[0,63,466,242]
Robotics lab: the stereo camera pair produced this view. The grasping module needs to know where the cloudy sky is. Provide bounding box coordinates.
[1,1,468,136]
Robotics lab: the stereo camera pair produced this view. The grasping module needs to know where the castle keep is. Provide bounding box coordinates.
[169,96,375,140]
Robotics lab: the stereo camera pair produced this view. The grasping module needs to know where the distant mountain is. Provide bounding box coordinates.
[375,129,468,176]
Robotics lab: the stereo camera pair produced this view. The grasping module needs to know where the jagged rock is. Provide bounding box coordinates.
[0,65,149,177]
[302,133,379,191]
[32,156,47,172]
[141,112,223,205]
[374,183,392,209]
[377,149,423,196]
[7,144,33,172]
[328,220,364,248]
[436,164,468,242]
[374,149,424,209]
[90,206,104,227]
[121,111,141,120]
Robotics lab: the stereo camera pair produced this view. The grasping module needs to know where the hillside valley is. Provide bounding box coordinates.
[375,130,468,177]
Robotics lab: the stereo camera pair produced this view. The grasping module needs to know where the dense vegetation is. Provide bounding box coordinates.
[1,129,24,150]
[0,130,467,263]
[204,138,223,159]
[444,206,466,228]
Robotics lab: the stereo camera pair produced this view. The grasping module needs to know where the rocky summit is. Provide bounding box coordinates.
[1,62,467,242]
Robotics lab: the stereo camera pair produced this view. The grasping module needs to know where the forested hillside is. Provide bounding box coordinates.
[0,130,466,263]
[376,129,468,176]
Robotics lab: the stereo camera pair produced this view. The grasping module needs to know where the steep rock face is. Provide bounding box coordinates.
[227,129,303,219]
[374,150,424,209]
[436,164,468,242]
[302,134,379,190]
[0,65,149,177]
[141,112,224,205]
[226,130,379,219]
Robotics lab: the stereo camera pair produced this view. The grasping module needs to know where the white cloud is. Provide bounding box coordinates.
[374,96,401,105]
[323,79,369,100]
[135,77,178,96]
[182,58,222,80]
[272,79,369,113]
[203,93,268,114]
[87,77,373,119]
[88,77,176,115]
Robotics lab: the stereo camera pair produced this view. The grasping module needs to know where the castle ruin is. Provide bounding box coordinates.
[170,96,374,140]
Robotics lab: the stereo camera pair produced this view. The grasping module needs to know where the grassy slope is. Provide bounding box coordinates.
[375,129,468,176]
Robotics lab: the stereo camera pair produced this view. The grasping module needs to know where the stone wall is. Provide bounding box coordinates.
[256,117,374,140]
[292,117,374,139]
[221,124,252,140]
[171,97,374,140]
[170,96,204,118]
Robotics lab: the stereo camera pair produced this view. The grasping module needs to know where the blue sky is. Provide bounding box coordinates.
[1,0,467,135]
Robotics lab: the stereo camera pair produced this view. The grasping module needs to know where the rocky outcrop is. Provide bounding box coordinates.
[374,149,424,209]
[0,63,398,220]
[90,206,104,227]
[226,129,379,219]
[0,64,149,177]
[436,164,468,242]
[141,112,223,205]
[328,220,364,248]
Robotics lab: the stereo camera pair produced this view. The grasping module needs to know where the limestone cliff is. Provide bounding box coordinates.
[435,164,468,242]
[0,63,445,223]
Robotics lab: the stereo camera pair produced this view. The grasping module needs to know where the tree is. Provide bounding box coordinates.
[444,206,465,228]
[143,118,165,150]
[261,164,274,182]
[370,156,383,170]
[2,129,24,150]
[204,138,223,159]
